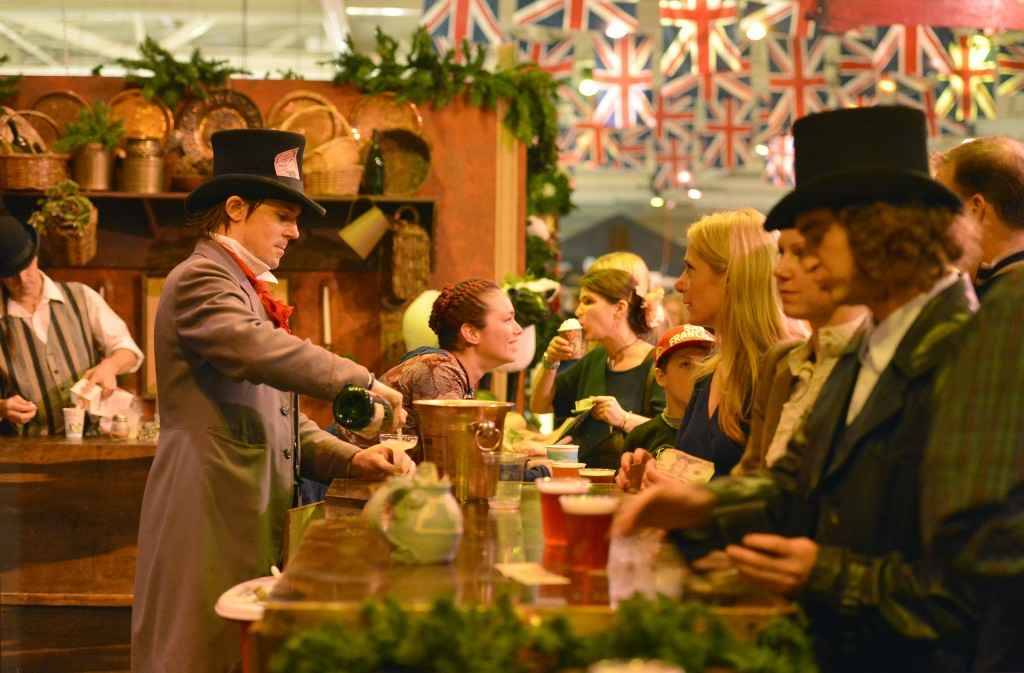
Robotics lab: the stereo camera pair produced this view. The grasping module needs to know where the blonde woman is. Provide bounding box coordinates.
[665,209,804,476]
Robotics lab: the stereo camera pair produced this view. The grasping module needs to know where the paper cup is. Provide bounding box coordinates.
[559,328,584,359]
[63,407,85,440]
[545,444,579,462]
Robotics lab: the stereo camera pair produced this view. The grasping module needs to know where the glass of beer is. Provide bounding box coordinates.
[559,494,620,572]
[550,461,585,478]
[536,477,590,546]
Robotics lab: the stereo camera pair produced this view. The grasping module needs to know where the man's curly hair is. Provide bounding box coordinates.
[797,203,963,303]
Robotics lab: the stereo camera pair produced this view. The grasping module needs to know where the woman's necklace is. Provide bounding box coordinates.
[450,352,475,399]
[606,338,639,368]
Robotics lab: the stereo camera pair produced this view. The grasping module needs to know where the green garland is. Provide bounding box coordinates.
[529,168,575,217]
[97,37,249,109]
[0,55,20,103]
[270,595,817,673]
[324,28,562,187]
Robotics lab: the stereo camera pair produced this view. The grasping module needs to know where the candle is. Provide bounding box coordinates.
[321,284,332,347]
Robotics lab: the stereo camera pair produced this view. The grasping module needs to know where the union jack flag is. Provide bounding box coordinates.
[591,34,655,129]
[763,133,794,187]
[513,0,638,34]
[739,0,816,38]
[517,38,575,83]
[761,32,832,135]
[895,77,970,137]
[701,92,755,170]
[560,118,620,168]
[932,33,997,122]
[654,136,694,192]
[659,0,747,101]
[997,41,1024,98]
[612,127,650,170]
[652,86,698,142]
[867,24,954,79]
[837,28,891,107]
[421,0,503,55]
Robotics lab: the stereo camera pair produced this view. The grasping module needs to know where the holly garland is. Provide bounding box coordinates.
[270,595,817,673]
[324,28,569,214]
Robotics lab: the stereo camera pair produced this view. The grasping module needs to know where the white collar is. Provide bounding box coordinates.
[5,272,64,319]
[859,271,960,372]
[213,234,279,284]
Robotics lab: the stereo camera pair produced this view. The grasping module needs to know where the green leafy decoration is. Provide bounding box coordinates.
[529,169,575,216]
[99,37,249,109]
[28,180,93,236]
[270,595,817,673]
[323,28,563,185]
[54,102,124,152]
[0,55,20,103]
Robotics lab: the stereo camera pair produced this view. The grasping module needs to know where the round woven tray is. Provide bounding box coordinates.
[305,166,364,196]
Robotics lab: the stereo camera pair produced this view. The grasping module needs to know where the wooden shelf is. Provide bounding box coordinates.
[3,189,435,204]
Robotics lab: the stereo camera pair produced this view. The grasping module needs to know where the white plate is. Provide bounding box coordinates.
[214,575,278,622]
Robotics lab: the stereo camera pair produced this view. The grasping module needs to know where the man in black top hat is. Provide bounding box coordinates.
[613,106,979,673]
[0,214,144,435]
[132,129,407,673]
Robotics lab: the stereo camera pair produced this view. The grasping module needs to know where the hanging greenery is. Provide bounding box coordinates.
[269,595,817,673]
[96,37,249,109]
[0,55,20,103]
[324,28,561,180]
[28,180,93,236]
[529,168,575,216]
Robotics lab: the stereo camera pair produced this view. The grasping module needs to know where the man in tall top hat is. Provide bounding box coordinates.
[613,106,978,673]
[132,130,407,673]
[0,214,144,435]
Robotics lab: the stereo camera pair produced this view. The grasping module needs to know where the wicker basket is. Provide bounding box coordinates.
[38,203,98,267]
[304,166,364,196]
[0,153,70,190]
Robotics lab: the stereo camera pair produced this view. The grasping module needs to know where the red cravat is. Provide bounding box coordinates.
[218,243,295,334]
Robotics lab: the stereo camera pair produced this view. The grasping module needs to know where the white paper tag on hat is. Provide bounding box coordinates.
[274,148,300,180]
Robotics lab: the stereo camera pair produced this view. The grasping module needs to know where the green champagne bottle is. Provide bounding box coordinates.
[333,384,393,439]
[361,130,385,195]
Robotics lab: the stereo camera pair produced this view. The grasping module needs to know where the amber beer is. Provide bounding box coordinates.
[536,478,590,546]
[559,495,620,571]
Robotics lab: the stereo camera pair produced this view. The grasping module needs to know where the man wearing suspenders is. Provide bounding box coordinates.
[0,214,143,435]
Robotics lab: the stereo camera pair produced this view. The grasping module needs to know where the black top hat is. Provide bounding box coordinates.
[0,214,39,278]
[764,106,962,231]
[185,129,326,217]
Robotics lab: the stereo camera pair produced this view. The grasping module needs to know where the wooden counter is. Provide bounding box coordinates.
[0,437,156,673]
[251,485,789,673]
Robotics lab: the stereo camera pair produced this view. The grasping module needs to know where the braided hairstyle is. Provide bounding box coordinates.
[429,279,502,351]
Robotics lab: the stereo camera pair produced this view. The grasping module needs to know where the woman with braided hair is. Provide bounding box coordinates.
[372,278,523,439]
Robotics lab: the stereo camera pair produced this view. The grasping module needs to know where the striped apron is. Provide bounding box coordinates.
[0,282,101,435]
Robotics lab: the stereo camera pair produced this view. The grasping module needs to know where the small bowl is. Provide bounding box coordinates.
[545,444,579,462]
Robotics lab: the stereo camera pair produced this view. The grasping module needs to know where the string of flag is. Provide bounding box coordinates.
[420,0,1024,188]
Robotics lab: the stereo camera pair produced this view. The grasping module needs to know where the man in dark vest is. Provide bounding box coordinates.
[0,214,143,435]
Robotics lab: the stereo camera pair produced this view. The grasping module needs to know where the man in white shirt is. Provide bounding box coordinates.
[0,214,143,435]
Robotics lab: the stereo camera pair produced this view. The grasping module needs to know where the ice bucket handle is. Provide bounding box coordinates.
[471,420,502,452]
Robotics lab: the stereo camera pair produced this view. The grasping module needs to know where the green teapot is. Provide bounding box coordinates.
[363,462,464,564]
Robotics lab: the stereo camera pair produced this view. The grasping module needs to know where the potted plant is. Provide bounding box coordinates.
[28,180,98,266]
[54,103,124,190]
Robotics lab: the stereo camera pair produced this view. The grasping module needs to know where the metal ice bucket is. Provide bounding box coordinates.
[413,399,513,503]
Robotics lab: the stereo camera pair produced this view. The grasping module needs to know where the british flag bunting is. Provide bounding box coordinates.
[421,0,504,55]
[591,34,656,128]
[701,91,756,170]
[514,0,638,34]
[659,0,749,101]
[654,136,695,191]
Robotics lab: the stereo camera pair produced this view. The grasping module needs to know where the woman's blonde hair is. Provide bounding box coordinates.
[589,251,651,295]
[687,208,803,443]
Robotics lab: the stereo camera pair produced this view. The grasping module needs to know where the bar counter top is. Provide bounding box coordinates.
[252,484,791,672]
